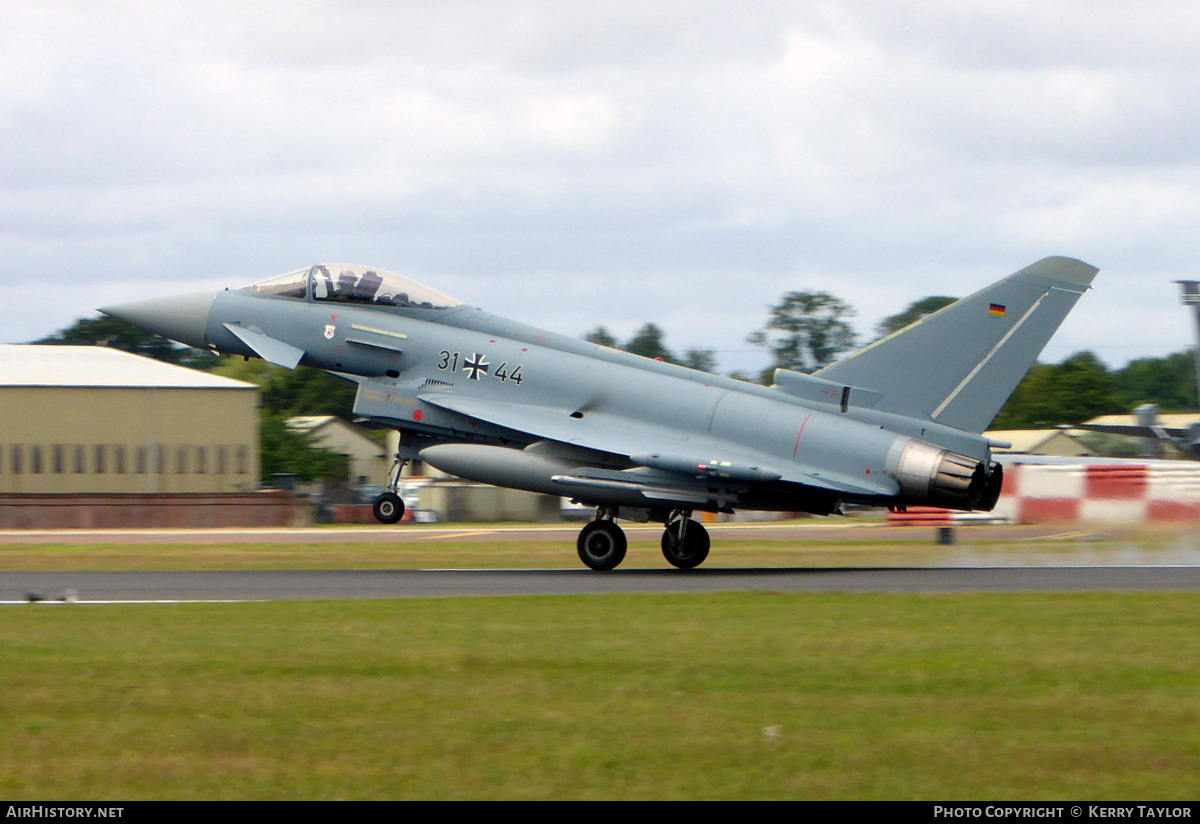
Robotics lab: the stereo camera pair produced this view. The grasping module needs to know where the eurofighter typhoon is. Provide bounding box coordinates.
[102,257,1097,570]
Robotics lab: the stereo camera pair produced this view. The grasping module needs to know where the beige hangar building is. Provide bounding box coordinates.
[0,345,260,495]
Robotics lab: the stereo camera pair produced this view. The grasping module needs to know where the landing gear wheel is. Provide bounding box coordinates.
[661,519,710,569]
[372,492,405,524]
[577,520,628,571]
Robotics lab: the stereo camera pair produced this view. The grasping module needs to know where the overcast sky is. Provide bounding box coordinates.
[5,1,1200,378]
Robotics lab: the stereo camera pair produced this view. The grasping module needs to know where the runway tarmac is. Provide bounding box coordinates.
[0,519,1093,545]
[5,565,1200,603]
[3,521,1198,602]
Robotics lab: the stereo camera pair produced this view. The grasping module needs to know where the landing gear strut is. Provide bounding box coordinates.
[661,510,710,570]
[577,508,627,571]
[372,454,410,525]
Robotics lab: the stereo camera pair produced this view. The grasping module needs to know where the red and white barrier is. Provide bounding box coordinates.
[995,462,1200,523]
[889,462,1200,525]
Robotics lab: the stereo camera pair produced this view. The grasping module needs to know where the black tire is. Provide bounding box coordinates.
[372,492,405,524]
[661,519,710,569]
[576,520,627,571]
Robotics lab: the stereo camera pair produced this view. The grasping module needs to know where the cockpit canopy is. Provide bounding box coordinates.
[242,264,462,310]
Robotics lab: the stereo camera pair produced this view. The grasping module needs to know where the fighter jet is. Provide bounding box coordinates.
[101,256,1097,570]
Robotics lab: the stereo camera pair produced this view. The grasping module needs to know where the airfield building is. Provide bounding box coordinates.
[983,429,1095,459]
[286,415,388,489]
[0,345,260,495]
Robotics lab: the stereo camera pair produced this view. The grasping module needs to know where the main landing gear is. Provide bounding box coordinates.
[661,511,710,570]
[575,508,710,571]
[577,511,627,571]
[372,455,409,525]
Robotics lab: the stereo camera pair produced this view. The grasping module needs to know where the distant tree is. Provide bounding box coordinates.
[1113,351,1198,412]
[31,315,219,369]
[584,324,718,373]
[583,326,619,348]
[1075,432,1147,459]
[207,355,285,390]
[263,368,359,420]
[623,323,673,362]
[259,412,349,483]
[747,290,856,377]
[991,362,1052,429]
[992,350,1200,430]
[211,358,358,420]
[1049,351,1121,423]
[681,348,718,373]
[991,351,1121,429]
[874,296,956,338]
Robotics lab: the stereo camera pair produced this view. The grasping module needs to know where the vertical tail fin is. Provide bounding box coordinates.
[814,256,1098,433]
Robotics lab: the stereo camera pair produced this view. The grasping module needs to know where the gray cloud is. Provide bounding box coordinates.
[4,1,1199,377]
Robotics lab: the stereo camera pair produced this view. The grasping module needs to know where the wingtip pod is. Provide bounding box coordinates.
[1018,256,1099,288]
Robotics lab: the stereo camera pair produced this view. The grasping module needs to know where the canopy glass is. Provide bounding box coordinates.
[242,264,462,310]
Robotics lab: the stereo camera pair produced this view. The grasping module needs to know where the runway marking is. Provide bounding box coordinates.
[1019,531,1090,541]
[418,530,499,540]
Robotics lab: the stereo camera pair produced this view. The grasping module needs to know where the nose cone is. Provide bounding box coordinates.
[99,291,217,349]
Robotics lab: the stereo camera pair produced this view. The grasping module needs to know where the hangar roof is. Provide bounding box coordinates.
[0,345,256,390]
[287,415,387,452]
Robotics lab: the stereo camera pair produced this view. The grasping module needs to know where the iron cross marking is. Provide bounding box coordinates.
[463,353,490,380]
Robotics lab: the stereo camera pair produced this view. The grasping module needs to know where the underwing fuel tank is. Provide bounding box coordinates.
[419,443,730,510]
[419,444,577,496]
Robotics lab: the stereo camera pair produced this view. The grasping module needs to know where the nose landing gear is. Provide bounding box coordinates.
[372,454,409,525]
[372,491,405,524]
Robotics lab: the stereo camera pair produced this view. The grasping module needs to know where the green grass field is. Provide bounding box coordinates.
[2,524,1199,799]
[3,590,1200,799]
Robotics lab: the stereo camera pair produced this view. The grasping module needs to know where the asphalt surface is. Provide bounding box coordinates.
[3,521,1198,602]
[0,520,1085,545]
[4,565,1200,603]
